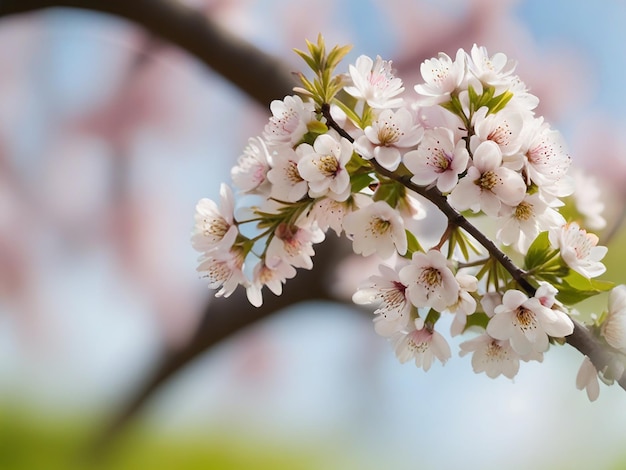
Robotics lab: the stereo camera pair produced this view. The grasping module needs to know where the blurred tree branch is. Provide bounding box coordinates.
[0,0,357,457]
[0,0,296,106]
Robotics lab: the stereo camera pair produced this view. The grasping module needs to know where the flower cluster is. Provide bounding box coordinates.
[192,36,623,400]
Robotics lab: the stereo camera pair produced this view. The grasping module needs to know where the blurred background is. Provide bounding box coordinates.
[2,0,626,469]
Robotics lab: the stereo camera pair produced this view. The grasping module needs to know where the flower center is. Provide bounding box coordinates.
[514,201,533,221]
[488,124,511,146]
[485,340,509,362]
[432,149,451,172]
[317,154,340,177]
[407,336,429,354]
[287,160,304,184]
[377,121,402,146]
[203,217,229,240]
[418,267,443,292]
[370,217,391,235]
[514,306,537,331]
[476,170,500,191]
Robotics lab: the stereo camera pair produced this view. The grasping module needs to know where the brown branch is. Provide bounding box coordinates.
[322,103,626,393]
[89,237,354,457]
[0,0,298,107]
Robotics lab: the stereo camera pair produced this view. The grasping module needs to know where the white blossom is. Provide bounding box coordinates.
[467,44,516,91]
[246,259,297,307]
[297,134,352,201]
[521,118,571,187]
[344,55,405,109]
[549,222,607,279]
[448,273,478,336]
[266,146,308,202]
[197,246,247,299]
[393,320,451,371]
[601,285,626,351]
[576,356,600,402]
[264,95,316,146]
[399,249,459,312]
[191,183,238,253]
[265,222,324,270]
[571,168,606,231]
[497,192,565,253]
[231,137,271,194]
[471,106,527,169]
[414,49,466,106]
[459,334,520,379]
[486,289,574,356]
[448,140,526,217]
[342,200,407,258]
[404,126,469,193]
[353,108,423,171]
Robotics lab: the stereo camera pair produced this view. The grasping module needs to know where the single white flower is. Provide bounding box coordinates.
[264,95,316,146]
[571,168,606,231]
[399,249,459,312]
[600,285,626,351]
[342,200,407,258]
[297,134,352,201]
[197,246,247,299]
[496,192,565,253]
[549,222,607,279]
[353,108,423,171]
[307,197,350,236]
[353,264,411,333]
[471,106,527,168]
[576,356,600,402]
[459,334,520,379]
[448,273,478,336]
[191,183,239,253]
[393,320,451,371]
[404,126,469,193]
[266,146,308,202]
[467,44,516,90]
[448,140,526,217]
[231,137,271,194]
[246,259,297,307]
[265,222,324,270]
[486,289,574,356]
[414,48,466,106]
[521,118,571,187]
[344,55,405,109]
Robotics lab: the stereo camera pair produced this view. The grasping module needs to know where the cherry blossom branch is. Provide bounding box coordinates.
[322,103,626,393]
[321,104,533,292]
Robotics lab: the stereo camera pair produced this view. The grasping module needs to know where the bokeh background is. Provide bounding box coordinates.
[2,1,626,469]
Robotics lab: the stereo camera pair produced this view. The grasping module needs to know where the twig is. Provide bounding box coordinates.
[321,103,626,392]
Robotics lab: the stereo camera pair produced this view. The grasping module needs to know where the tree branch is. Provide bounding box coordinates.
[0,0,298,107]
[322,103,626,393]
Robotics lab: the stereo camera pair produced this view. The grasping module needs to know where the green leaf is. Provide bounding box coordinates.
[350,172,374,193]
[556,270,614,305]
[372,180,405,207]
[487,90,514,115]
[524,231,552,271]
[464,311,490,331]
[405,230,423,257]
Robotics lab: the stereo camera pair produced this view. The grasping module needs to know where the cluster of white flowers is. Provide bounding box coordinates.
[192,39,622,400]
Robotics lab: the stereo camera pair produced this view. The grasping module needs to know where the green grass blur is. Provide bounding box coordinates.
[0,406,324,470]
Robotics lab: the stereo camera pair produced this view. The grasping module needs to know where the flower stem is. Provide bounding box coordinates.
[321,103,535,295]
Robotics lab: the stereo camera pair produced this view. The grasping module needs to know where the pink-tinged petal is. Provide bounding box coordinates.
[486,311,515,340]
[374,146,402,171]
[501,289,528,310]
[473,140,502,171]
